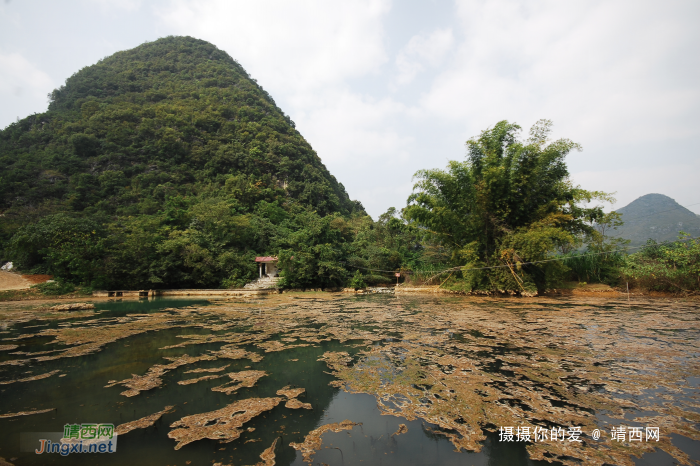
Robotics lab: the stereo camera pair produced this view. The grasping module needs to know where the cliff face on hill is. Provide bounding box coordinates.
[615,193,700,246]
[0,36,364,289]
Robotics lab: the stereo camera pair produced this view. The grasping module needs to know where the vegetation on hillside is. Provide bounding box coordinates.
[1,36,696,294]
[0,36,364,289]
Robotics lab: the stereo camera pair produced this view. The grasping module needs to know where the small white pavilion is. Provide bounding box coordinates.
[255,256,279,278]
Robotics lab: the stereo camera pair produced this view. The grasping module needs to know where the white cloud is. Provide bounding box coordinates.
[395,28,453,85]
[294,89,410,164]
[0,50,53,127]
[354,181,415,216]
[85,0,144,13]
[420,0,700,146]
[290,89,415,216]
[155,0,391,93]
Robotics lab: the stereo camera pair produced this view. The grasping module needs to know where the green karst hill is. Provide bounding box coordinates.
[0,36,368,290]
[1,36,359,216]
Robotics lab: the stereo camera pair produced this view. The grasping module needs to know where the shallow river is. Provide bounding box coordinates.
[0,294,699,466]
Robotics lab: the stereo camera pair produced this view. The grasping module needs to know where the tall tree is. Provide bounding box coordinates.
[404,120,610,293]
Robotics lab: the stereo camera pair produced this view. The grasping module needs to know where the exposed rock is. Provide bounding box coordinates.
[244,277,281,290]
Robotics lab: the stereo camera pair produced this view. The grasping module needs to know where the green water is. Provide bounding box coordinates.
[0,298,542,465]
[0,296,697,465]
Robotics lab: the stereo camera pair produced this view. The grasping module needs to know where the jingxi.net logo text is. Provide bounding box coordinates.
[34,423,118,456]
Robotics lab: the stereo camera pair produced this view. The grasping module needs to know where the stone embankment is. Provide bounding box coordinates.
[243,277,280,290]
[342,287,395,294]
[92,289,279,298]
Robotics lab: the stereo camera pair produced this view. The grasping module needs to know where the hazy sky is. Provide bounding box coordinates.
[1,0,699,218]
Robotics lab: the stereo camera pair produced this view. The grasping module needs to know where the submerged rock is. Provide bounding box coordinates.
[48,303,95,311]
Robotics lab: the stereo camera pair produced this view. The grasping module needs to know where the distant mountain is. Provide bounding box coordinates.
[613,194,700,246]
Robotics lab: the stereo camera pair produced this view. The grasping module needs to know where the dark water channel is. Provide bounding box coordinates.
[0,296,698,466]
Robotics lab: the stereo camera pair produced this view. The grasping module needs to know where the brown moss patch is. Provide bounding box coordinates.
[47,303,95,311]
[210,345,263,362]
[284,399,312,410]
[116,405,175,435]
[168,397,283,450]
[276,386,306,399]
[106,354,214,397]
[0,408,54,419]
[211,370,268,395]
[257,438,278,466]
[184,364,230,374]
[289,420,360,463]
[178,374,223,385]
[0,369,60,385]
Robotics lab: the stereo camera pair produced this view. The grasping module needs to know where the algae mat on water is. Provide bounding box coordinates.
[0,295,699,465]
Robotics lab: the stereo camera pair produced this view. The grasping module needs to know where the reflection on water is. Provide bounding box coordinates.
[0,294,698,465]
[93,297,214,314]
[295,391,542,466]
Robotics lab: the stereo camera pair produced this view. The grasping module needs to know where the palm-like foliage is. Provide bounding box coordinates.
[404,120,610,292]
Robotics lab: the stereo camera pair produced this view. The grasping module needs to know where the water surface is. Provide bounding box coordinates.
[0,294,698,466]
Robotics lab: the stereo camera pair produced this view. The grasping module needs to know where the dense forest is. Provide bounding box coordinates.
[0,36,374,289]
[1,37,697,294]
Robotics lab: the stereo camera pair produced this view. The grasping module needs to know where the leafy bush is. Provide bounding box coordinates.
[8,213,105,286]
[622,233,700,293]
[563,251,625,286]
[349,270,367,290]
[33,281,75,296]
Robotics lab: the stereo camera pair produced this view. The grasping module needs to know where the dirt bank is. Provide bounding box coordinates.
[0,271,32,291]
[396,283,699,300]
